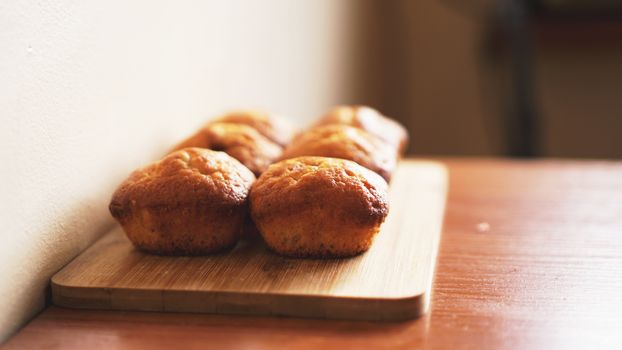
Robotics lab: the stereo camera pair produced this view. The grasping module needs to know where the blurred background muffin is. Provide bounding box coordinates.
[211,110,294,147]
[281,124,397,182]
[313,106,408,155]
[173,122,282,176]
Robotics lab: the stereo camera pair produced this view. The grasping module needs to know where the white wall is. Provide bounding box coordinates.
[0,0,356,341]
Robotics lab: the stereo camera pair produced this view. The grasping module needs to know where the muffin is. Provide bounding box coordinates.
[211,110,294,147]
[314,105,408,155]
[109,148,256,255]
[250,156,389,258]
[280,124,397,182]
[172,122,282,176]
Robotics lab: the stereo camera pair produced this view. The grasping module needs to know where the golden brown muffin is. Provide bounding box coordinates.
[250,156,389,258]
[314,105,408,155]
[172,122,282,176]
[211,110,294,147]
[280,124,397,182]
[250,157,389,257]
[109,148,256,255]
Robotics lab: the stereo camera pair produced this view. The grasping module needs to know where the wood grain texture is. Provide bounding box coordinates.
[50,161,448,321]
[6,158,622,350]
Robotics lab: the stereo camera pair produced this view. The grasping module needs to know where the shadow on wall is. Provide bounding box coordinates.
[0,197,114,343]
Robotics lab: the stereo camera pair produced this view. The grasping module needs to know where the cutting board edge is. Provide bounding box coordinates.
[51,281,430,321]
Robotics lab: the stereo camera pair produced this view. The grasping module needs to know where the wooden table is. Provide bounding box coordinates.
[5,159,622,349]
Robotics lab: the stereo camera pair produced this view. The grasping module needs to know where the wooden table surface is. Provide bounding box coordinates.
[5,158,622,350]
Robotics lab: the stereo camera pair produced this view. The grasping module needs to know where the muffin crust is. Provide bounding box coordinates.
[250,156,389,258]
[109,148,255,255]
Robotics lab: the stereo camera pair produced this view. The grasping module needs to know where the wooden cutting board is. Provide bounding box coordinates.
[52,160,447,321]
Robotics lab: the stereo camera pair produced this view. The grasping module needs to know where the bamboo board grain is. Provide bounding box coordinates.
[51,160,447,321]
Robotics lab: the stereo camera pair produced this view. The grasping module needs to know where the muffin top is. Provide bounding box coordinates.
[173,122,282,176]
[211,110,294,147]
[314,105,408,153]
[110,148,255,220]
[250,156,389,227]
[281,124,396,182]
